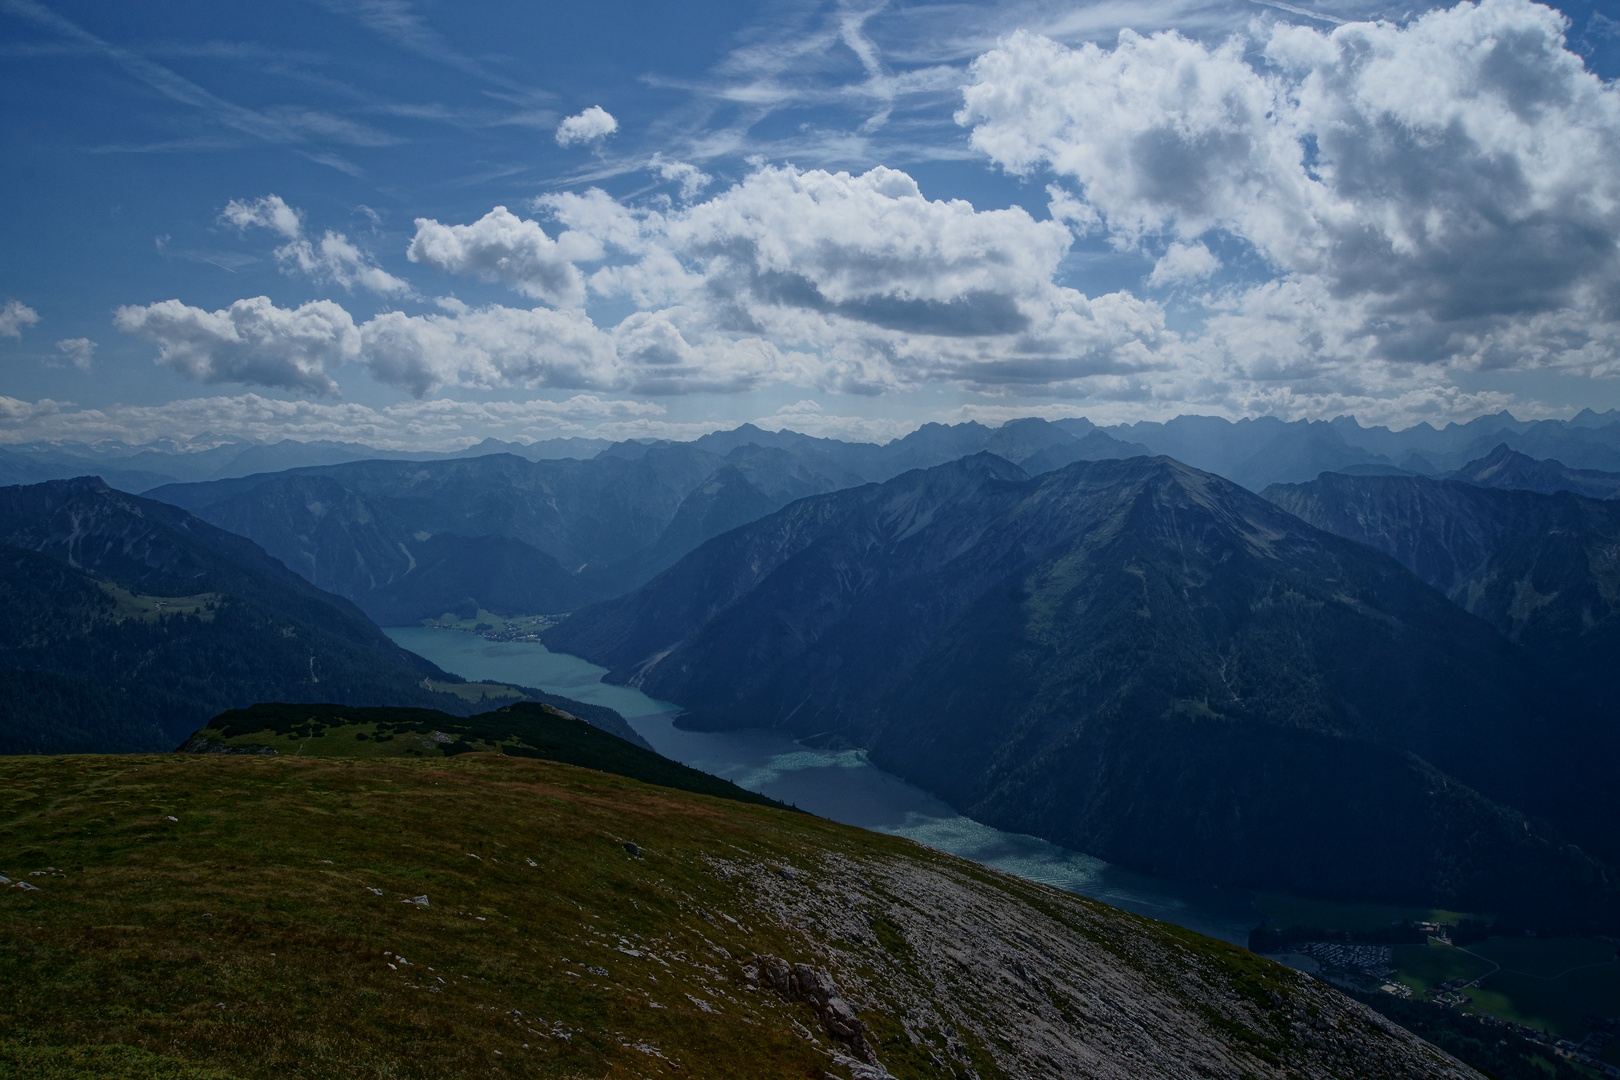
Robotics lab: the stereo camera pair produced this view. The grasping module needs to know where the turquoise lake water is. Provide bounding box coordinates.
[388,626,1262,945]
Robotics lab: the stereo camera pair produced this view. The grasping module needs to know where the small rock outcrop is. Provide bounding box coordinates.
[745,955,883,1069]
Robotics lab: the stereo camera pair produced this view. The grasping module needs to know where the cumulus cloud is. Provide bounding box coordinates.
[1148,242,1220,288]
[408,207,592,308]
[652,155,713,202]
[221,194,303,240]
[114,296,359,394]
[391,164,1178,399]
[53,338,96,370]
[359,305,614,397]
[959,0,1620,386]
[555,105,618,146]
[0,300,41,339]
[223,194,410,295]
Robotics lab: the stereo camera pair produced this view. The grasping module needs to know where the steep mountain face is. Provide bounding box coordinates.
[1,751,1485,1080]
[1446,444,1620,499]
[547,456,1620,920]
[1262,471,1620,709]
[0,477,517,753]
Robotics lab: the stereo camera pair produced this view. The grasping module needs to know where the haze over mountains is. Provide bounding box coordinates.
[9,407,1620,494]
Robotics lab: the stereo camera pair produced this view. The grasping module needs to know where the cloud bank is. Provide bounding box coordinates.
[959,0,1620,396]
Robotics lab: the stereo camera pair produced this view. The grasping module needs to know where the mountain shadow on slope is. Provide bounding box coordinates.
[546,454,1620,925]
[0,477,532,754]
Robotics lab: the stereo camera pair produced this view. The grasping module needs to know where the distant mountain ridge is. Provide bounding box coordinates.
[0,476,538,753]
[1263,467,1620,710]
[546,454,1620,923]
[9,407,1620,496]
[1443,443,1620,499]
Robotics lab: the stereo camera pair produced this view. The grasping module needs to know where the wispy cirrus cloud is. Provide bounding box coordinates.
[0,0,389,173]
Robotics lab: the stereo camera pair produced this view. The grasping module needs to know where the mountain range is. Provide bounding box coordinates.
[0,477,554,753]
[11,407,1620,496]
[545,453,1620,923]
[1265,460,1620,710]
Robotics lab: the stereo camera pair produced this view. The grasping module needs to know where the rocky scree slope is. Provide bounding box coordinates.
[547,455,1620,921]
[0,751,1482,1080]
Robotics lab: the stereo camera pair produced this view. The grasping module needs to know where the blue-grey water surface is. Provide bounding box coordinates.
[389,626,1261,945]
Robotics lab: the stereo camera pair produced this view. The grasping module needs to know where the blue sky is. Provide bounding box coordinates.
[2,0,1619,448]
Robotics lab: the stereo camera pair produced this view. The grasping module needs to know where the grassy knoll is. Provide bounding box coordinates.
[0,753,1480,1080]
[184,701,786,811]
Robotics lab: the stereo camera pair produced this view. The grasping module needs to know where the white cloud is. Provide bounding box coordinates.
[1147,241,1220,288]
[221,194,303,240]
[223,194,410,295]
[408,206,591,308]
[555,105,618,146]
[545,164,1177,396]
[958,0,1620,387]
[276,231,412,296]
[359,305,615,397]
[53,338,96,370]
[0,300,41,339]
[652,155,712,202]
[114,296,359,394]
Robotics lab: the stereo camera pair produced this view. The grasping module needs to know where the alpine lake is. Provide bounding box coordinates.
[389,624,1620,1055]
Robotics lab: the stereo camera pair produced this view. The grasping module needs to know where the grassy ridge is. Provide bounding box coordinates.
[184,701,788,811]
[0,753,1479,1080]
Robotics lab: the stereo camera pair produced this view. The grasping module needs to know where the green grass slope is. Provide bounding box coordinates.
[0,754,1482,1080]
[180,701,782,811]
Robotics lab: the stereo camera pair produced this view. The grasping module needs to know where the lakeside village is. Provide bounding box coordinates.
[1261,924,1620,1077]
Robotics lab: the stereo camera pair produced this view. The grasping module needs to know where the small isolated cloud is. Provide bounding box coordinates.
[114,296,359,394]
[555,105,618,147]
[53,338,95,370]
[1148,242,1220,288]
[221,194,303,240]
[0,300,41,339]
[652,155,712,202]
[222,194,410,296]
